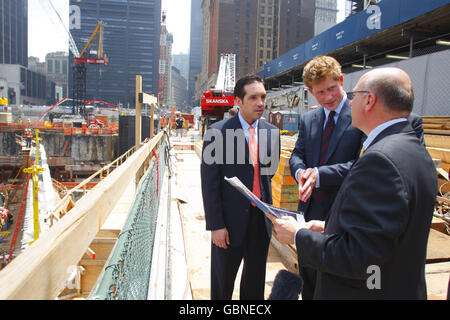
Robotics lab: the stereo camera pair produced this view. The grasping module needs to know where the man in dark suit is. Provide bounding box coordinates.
[201,75,280,300]
[408,112,425,146]
[289,55,364,299]
[268,67,438,299]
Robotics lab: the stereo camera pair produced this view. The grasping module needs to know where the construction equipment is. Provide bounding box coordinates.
[72,20,108,116]
[38,98,117,128]
[200,53,236,136]
[23,130,45,245]
[45,1,107,114]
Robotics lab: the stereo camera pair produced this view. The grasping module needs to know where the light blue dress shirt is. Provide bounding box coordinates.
[238,111,259,143]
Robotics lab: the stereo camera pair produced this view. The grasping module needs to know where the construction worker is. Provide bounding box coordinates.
[25,128,33,148]
[0,207,12,231]
[175,114,184,137]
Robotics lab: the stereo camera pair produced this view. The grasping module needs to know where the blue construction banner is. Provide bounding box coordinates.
[264,0,450,79]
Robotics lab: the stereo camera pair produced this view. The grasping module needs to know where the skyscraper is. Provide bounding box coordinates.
[158,11,173,108]
[0,0,28,67]
[314,0,338,35]
[197,0,315,98]
[0,0,52,105]
[188,0,202,106]
[68,0,161,108]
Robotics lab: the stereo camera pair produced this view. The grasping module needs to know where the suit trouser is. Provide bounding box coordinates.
[299,265,316,300]
[300,197,325,300]
[210,206,270,300]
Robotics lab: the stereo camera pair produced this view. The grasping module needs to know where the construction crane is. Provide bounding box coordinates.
[199,53,236,136]
[72,20,108,116]
[46,1,108,118]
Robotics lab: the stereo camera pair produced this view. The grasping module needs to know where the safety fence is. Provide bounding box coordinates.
[90,139,168,300]
[0,130,168,299]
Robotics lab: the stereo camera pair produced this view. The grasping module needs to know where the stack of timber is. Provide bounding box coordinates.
[271,147,297,211]
[270,145,300,273]
[280,135,297,150]
[423,116,450,195]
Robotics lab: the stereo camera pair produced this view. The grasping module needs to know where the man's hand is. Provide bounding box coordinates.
[265,214,302,245]
[211,228,230,249]
[297,168,318,202]
[305,220,325,233]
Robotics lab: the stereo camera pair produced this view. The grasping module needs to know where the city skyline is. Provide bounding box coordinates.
[28,0,191,61]
[28,0,347,62]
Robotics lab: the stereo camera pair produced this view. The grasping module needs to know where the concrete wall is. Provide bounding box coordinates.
[0,131,22,156]
[0,130,118,164]
[41,133,118,164]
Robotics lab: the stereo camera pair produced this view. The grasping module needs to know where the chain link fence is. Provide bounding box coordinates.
[89,140,169,300]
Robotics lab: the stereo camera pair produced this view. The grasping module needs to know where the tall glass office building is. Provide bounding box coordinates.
[0,0,28,67]
[188,0,202,106]
[69,0,161,108]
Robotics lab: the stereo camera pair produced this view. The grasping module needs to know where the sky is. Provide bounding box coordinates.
[28,0,346,61]
[28,0,192,61]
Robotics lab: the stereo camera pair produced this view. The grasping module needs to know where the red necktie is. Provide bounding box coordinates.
[248,126,261,201]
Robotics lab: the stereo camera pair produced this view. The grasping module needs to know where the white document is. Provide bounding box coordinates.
[224,176,305,225]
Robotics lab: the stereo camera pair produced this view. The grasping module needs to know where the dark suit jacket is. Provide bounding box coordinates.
[295,121,438,299]
[289,101,364,220]
[200,115,280,246]
[408,112,425,146]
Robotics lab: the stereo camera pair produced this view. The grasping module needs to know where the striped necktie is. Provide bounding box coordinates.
[248,125,261,201]
[319,111,336,165]
[313,111,336,201]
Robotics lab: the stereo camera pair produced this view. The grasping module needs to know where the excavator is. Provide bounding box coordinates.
[199,53,236,136]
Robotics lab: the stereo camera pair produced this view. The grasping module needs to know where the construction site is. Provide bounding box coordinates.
[0,0,449,301]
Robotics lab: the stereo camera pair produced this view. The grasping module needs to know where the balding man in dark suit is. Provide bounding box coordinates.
[268,67,437,299]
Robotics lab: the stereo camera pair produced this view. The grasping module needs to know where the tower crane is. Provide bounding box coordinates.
[46,0,107,116]
[72,20,108,115]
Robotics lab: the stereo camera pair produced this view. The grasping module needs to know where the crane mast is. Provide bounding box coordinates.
[215,53,236,92]
[199,53,236,136]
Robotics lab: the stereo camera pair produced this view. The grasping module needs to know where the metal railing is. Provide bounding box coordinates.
[89,139,168,299]
[0,130,167,299]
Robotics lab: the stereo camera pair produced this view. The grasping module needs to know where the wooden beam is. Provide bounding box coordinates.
[427,147,450,164]
[270,236,298,274]
[0,131,165,300]
[425,134,450,149]
[135,75,142,150]
[427,229,450,263]
[150,103,155,140]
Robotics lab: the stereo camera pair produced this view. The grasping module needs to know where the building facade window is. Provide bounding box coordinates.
[48,60,53,73]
